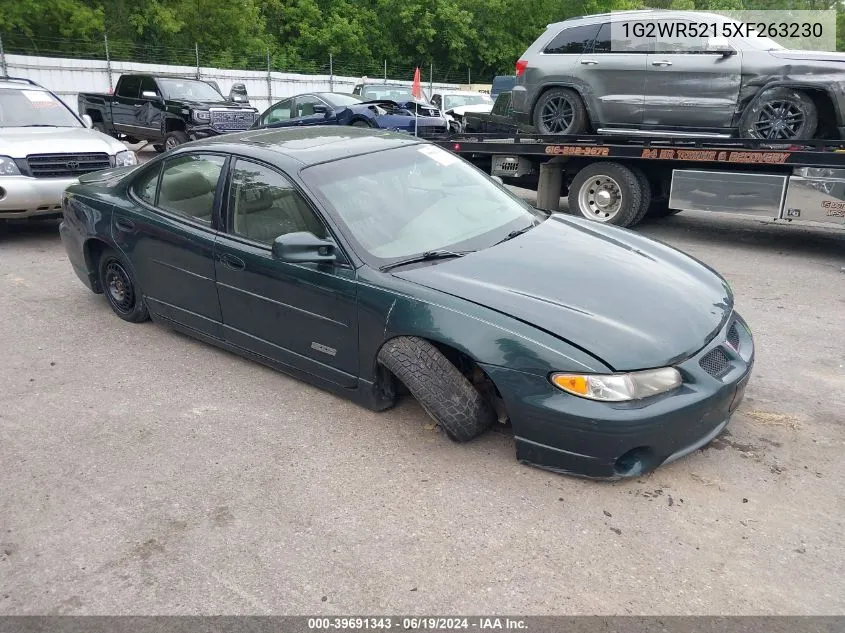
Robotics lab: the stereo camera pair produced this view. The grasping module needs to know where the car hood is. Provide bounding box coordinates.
[0,126,127,157]
[392,216,732,371]
[446,104,494,116]
[769,50,845,63]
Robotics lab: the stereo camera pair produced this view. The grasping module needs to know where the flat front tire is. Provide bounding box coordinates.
[377,337,494,442]
[739,88,818,140]
[98,248,149,323]
[568,162,643,227]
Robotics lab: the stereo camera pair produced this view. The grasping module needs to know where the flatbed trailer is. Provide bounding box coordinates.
[433,132,845,229]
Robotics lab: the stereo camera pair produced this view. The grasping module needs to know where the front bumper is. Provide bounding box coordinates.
[0,175,79,219]
[482,313,754,479]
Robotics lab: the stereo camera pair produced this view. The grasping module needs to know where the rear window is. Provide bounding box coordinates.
[543,24,601,54]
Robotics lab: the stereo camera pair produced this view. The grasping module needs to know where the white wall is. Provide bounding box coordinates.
[5,54,459,114]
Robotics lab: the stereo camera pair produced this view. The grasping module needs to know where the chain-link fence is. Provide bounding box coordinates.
[0,33,490,89]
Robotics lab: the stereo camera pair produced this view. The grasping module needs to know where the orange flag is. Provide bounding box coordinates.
[411,67,422,101]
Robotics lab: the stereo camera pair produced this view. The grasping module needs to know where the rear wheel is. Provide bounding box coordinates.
[377,337,495,442]
[568,162,642,227]
[533,87,588,135]
[98,249,149,323]
[629,167,653,226]
[351,120,371,128]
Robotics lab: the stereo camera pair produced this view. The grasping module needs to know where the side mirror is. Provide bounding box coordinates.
[312,104,330,115]
[706,36,736,56]
[82,114,93,128]
[272,232,336,263]
[491,175,504,185]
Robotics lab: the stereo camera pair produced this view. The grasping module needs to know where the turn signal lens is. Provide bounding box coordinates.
[550,368,682,402]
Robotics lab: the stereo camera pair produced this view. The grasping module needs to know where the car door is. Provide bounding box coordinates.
[291,95,335,126]
[214,157,359,387]
[113,152,227,337]
[259,98,293,128]
[577,21,649,127]
[112,75,142,135]
[643,20,742,130]
[136,76,164,138]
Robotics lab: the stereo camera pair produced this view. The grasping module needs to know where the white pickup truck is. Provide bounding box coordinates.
[0,77,136,222]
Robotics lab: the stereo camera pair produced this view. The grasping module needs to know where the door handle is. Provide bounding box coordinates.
[221,254,245,271]
[580,59,598,65]
[115,218,135,232]
[651,60,673,66]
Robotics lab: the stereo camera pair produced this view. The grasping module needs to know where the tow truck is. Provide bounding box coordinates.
[433,132,845,228]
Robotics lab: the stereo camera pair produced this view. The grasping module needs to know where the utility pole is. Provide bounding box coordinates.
[104,33,113,91]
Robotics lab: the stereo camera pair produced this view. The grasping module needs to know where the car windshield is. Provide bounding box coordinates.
[443,94,492,110]
[301,144,545,268]
[323,93,364,107]
[361,86,424,103]
[157,78,223,101]
[0,88,81,128]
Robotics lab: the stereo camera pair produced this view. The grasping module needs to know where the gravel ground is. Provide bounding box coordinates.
[1,190,843,615]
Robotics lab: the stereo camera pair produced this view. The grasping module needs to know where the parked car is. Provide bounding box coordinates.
[490,75,516,101]
[462,91,536,134]
[430,90,494,131]
[78,74,259,152]
[59,126,753,479]
[512,9,845,139]
[252,92,448,137]
[0,77,136,222]
[352,83,444,119]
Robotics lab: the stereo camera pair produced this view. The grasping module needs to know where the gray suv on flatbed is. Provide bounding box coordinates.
[511,9,845,139]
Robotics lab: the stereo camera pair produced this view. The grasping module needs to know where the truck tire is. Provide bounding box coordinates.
[377,336,495,442]
[164,130,189,151]
[568,162,643,227]
[630,166,653,226]
[533,87,588,135]
[739,87,818,140]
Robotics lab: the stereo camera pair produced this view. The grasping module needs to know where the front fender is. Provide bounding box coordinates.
[737,78,844,127]
[355,274,610,388]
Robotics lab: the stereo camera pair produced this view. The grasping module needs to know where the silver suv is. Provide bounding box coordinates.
[1,77,136,221]
[511,9,845,139]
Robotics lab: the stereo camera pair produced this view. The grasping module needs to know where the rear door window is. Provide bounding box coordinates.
[543,24,601,54]
[133,164,161,205]
[116,76,141,99]
[157,154,226,225]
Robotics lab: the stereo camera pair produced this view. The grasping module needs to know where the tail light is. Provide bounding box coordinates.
[515,60,528,76]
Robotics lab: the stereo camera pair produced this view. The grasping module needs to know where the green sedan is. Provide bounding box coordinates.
[59,127,754,479]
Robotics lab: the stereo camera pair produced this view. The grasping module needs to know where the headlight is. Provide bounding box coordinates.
[550,367,682,402]
[0,156,21,176]
[193,109,211,122]
[114,150,137,167]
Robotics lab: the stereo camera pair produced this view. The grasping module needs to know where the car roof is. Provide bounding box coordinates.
[552,9,733,27]
[182,126,423,165]
[0,77,47,91]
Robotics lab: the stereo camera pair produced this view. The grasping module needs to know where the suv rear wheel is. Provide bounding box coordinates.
[533,87,588,135]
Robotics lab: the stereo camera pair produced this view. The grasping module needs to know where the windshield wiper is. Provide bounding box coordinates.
[493,222,537,246]
[380,250,470,272]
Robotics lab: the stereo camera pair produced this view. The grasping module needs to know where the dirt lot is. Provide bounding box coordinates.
[0,203,843,615]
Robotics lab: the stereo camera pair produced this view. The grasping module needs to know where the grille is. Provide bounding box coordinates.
[700,347,731,378]
[727,323,741,351]
[416,125,447,137]
[26,153,110,178]
[210,109,256,131]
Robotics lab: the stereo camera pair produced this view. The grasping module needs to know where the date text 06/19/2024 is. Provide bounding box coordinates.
[307,617,528,630]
